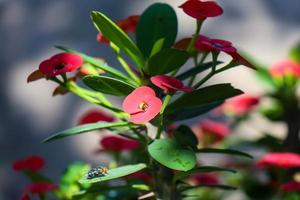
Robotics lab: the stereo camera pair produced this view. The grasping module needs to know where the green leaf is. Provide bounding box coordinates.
[146,48,189,75]
[91,11,144,67]
[150,38,165,57]
[196,148,253,159]
[168,101,223,121]
[82,75,136,96]
[174,125,198,150]
[181,184,237,192]
[173,166,236,182]
[136,3,178,58]
[166,84,243,120]
[43,122,130,143]
[148,139,196,171]
[176,61,222,81]
[289,41,300,63]
[79,163,147,184]
[255,67,276,91]
[56,46,132,83]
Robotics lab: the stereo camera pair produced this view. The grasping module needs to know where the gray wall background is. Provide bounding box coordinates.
[0,0,299,199]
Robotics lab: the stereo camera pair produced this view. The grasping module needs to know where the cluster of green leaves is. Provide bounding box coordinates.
[41,2,255,199]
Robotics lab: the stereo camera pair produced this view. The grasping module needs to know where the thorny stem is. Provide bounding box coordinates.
[156,94,172,139]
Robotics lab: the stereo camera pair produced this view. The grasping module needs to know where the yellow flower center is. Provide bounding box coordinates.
[138,101,149,112]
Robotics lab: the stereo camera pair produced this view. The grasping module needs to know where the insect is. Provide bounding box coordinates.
[86,166,108,179]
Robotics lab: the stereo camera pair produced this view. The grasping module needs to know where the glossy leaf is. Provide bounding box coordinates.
[174,125,198,150]
[166,84,243,120]
[168,101,223,121]
[136,3,177,58]
[148,139,196,171]
[83,75,136,96]
[150,38,165,57]
[181,184,237,192]
[196,148,253,159]
[173,166,236,182]
[176,61,222,81]
[146,48,189,75]
[91,11,144,67]
[79,163,147,184]
[43,122,130,143]
[56,46,132,83]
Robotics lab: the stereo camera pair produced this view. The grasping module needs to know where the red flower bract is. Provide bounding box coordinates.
[269,60,300,78]
[100,135,140,151]
[190,173,219,185]
[196,35,237,54]
[122,86,162,124]
[257,152,300,169]
[223,95,259,116]
[180,0,223,20]
[25,182,58,194]
[79,109,115,125]
[39,52,83,77]
[150,75,193,93]
[12,155,45,172]
[280,181,300,192]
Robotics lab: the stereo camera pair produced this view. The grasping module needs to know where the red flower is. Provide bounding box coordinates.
[280,181,300,192]
[195,35,236,54]
[190,173,219,185]
[269,60,300,78]
[150,75,193,93]
[100,135,140,151]
[39,52,83,77]
[97,15,139,44]
[79,110,115,125]
[125,171,152,183]
[25,182,58,194]
[193,120,230,146]
[20,193,30,200]
[122,86,162,123]
[12,155,45,172]
[257,152,300,169]
[179,0,223,20]
[222,95,259,116]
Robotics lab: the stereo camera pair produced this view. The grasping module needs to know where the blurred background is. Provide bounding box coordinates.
[1,0,300,199]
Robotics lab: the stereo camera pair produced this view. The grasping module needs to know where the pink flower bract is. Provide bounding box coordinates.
[180,0,223,20]
[100,135,140,151]
[223,95,259,116]
[79,110,115,125]
[25,182,58,194]
[122,86,162,123]
[150,75,193,93]
[257,152,300,169]
[269,60,300,78]
[280,181,300,192]
[12,155,45,172]
[196,35,237,54]
[39,52,83,77]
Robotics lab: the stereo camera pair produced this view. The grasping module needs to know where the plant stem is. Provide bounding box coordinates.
[111,43,141,85]
[155,94,172,139]
[186,20,203,52]
[188,53,208,87]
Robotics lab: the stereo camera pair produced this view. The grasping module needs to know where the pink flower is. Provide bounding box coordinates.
[12,155,45,172]
[122,86,162,123]
[39,52,83,77]
[79,110,115,125]
[269,60,300,78]
[222,95,259,116]
[25,182,58,194]
[257,152,300,169]
[150,75,193,93]
[97,15,139,44]
[193,120,230,146]
[190,173,219,185]
[100,135,140,151]
[179,0,223,20]
[280,181,300,192]
[195,35,237,54]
